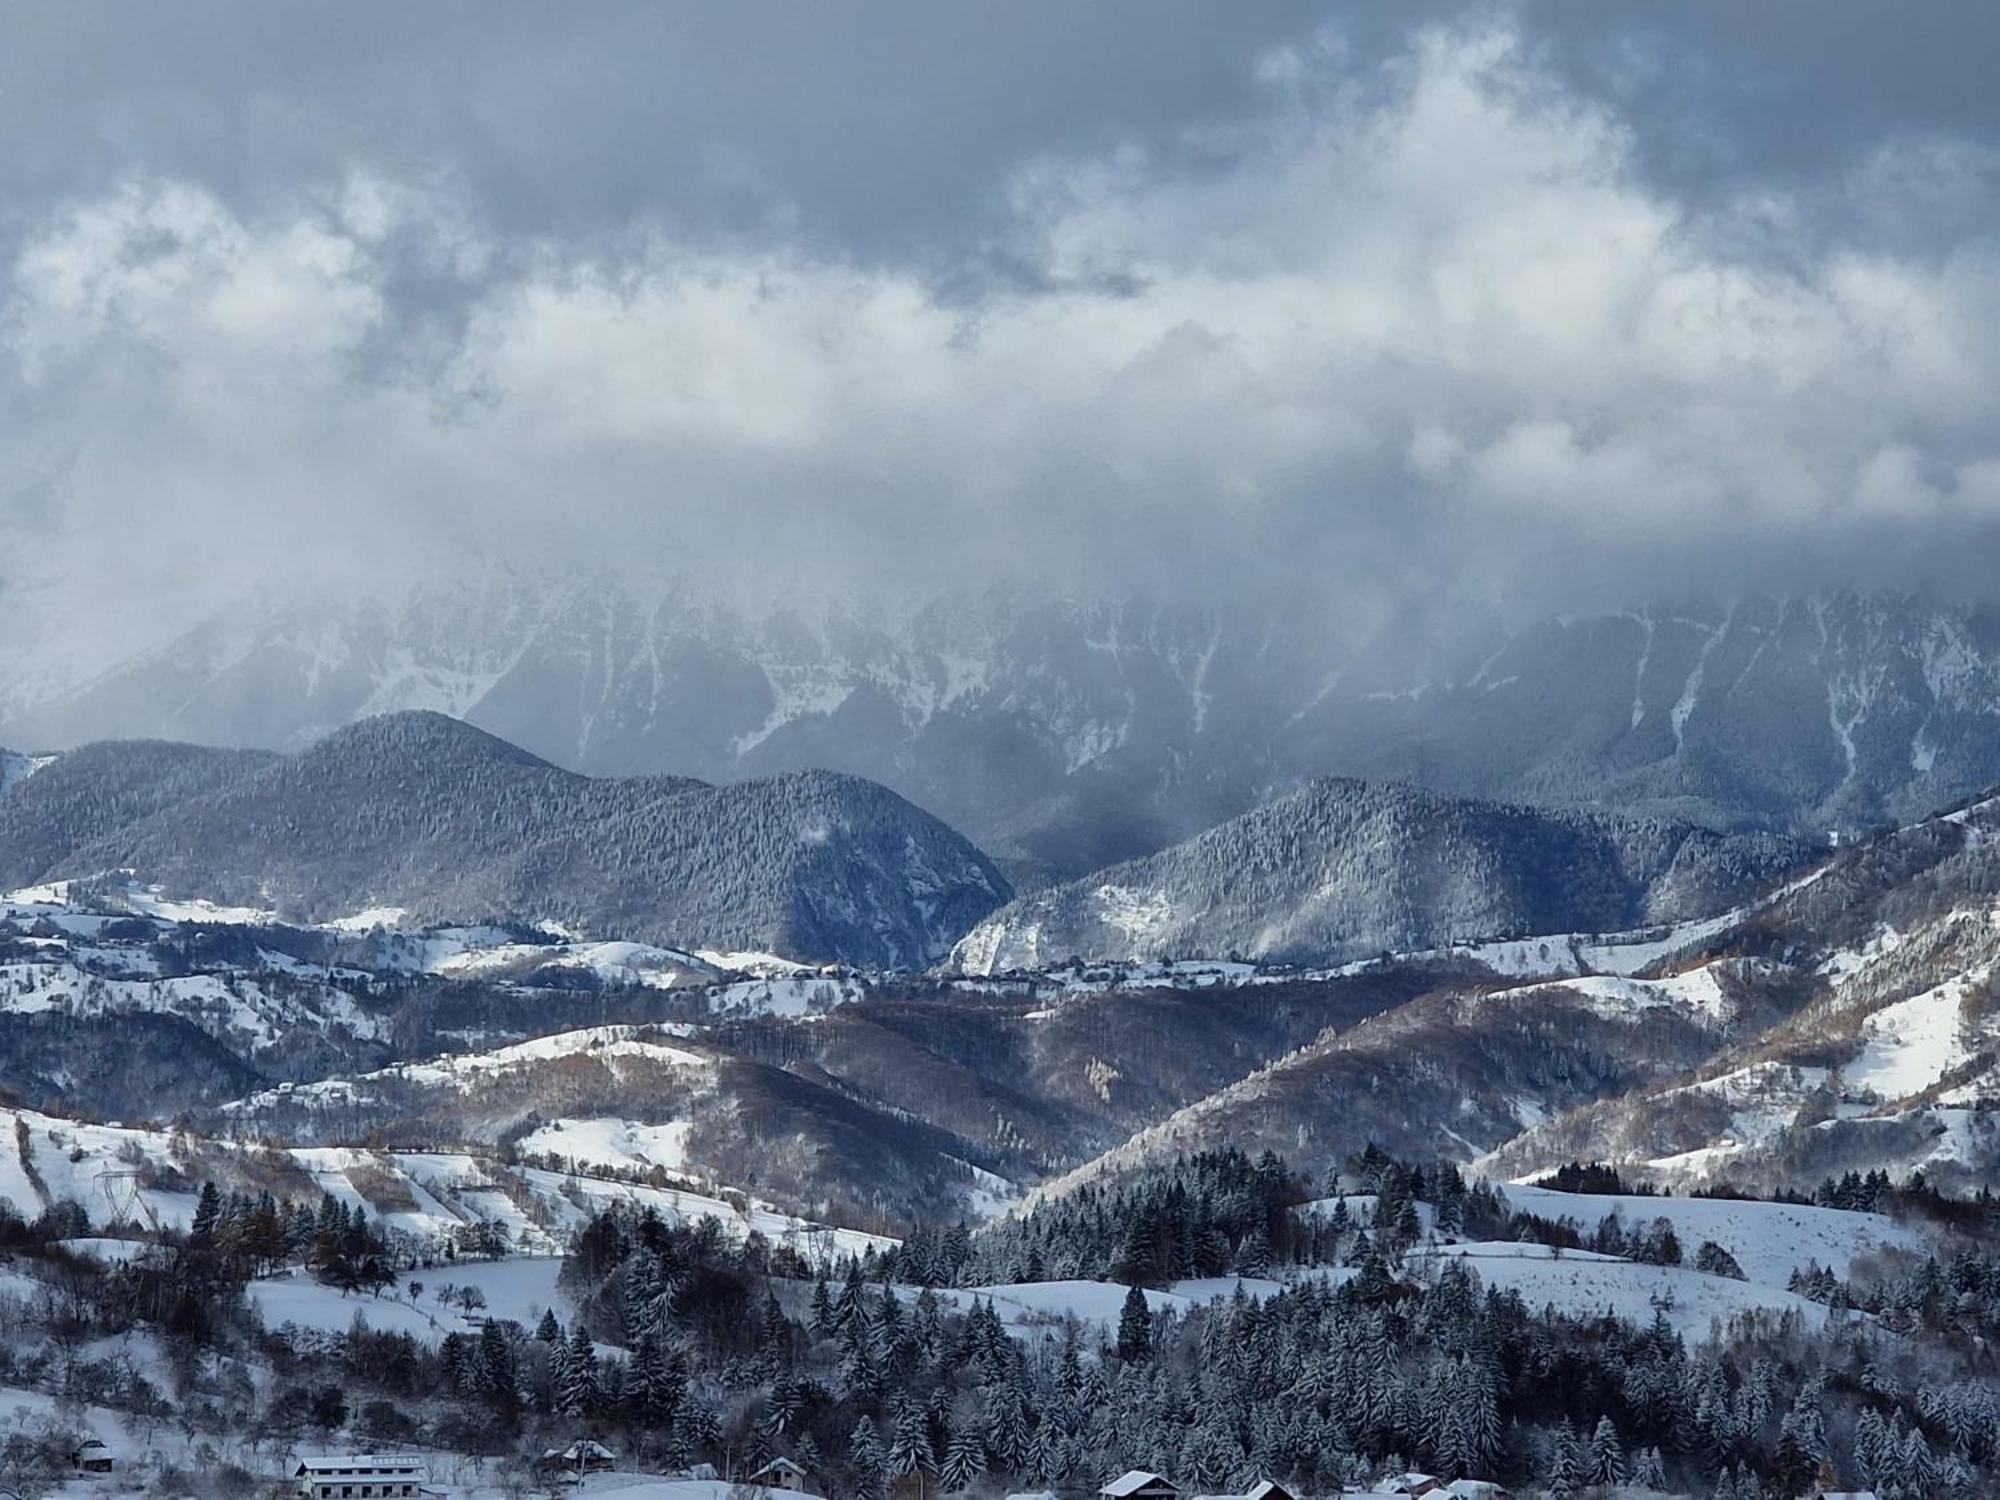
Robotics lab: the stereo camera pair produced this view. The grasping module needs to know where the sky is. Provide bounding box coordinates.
[5,1,2000,659]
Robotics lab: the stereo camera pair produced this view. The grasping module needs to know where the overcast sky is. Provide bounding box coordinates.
[6,2,2000,653]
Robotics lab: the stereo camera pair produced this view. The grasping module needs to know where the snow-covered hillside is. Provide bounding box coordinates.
[0,1105,892,1262]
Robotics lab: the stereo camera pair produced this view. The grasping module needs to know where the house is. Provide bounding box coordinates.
[295,1455,435,1500]
[1192,1481,1296,1500]
[1101,1472,1181,1500]
[1440,1484,1510,1500]
[749,1458,818,1495]
[560,1442,615,1475]
[71,1439,115,1474]
[1379,1478,1441,1498]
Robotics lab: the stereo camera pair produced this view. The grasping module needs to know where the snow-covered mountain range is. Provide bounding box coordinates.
[9,579,2000,884]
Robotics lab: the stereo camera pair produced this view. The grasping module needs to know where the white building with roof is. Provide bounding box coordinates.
[295,1454,436,1500]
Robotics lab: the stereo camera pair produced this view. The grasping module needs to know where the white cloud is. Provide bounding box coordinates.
[5,19,2000,668]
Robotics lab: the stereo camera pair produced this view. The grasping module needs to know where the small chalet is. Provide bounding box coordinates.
[1101,1472,1180,1500]
[71,1439,115,1474]
[749,1457,819,1495]
[544,1442,614,1475]
[1380,1478,1441,1498]
[1192,1480,1296,1500]
[295,1454,435,1500]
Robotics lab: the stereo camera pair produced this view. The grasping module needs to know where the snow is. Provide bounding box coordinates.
[517,1118,693,1174]
[326,905,411,932]
[0,958,389,1050]
[0,750,54,796]
[551,1479,742,1500]
[113,883,279,926]
[1472,966,1736,1025]
[888,1279,1191,1336]
[252,1260,570,1342]
[226,1026,713,1113]
[1489,1184,1925,1288]
[694,949,811,977]
[1093,885,1176,943]
[251,1277,455,1339]
[702,972,868,1017]
[54,1237,153,1264]
[1844,968,1986,1099]
[1406,1239,1834,1341]
[430,938,719,990]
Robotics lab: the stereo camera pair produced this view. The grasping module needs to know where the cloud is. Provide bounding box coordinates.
[5,17,2000,670]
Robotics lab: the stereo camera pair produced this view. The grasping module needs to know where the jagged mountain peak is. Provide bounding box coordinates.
[9,580,2000,884]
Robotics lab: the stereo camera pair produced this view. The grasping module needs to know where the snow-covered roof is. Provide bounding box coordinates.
[296,1456,428,1474]
[1005,1491,1060,1500]
[752,1458,811,1478]
[1101,1472,1177,1498]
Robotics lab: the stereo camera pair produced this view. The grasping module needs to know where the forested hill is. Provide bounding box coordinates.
[0,712,1011,968]
[954,776,1809,970]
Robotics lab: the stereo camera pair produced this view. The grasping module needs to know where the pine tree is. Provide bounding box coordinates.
[1116,1283,1152,1362]
[557,1323,598,1417]
[888,1393,934,1486]
[1587,1414,1625,1487]
[189,1181,222,1247]
[939,1421,986,1493]
[1630,1446,1668,1490]
[849,1416,886,1500]
[1545,1417,1582,1499]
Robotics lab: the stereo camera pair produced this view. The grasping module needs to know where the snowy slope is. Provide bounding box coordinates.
[1407,1240,1837,1341]
[0,1106,894,1266]
[1490,1184,1924,1288]
[0,750,52,797]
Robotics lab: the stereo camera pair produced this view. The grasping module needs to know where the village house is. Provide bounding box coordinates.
[295,1454,437,1500]
[1191,1479,1297,1500]
[748,1457,819,1495]
[70,1439,114,1474]
[539,1441,615,1476]
[1100,1472,1181,1500]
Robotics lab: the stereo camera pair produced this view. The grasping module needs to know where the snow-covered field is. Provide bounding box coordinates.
[1408,1240,1835,1340]
[251,1257,568,1342]
[1491,1183,1924,1287]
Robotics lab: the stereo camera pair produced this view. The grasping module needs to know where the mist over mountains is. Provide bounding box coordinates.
[6,579,2000,887]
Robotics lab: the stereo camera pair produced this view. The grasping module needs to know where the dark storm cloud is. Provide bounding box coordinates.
[4,2,2000,672]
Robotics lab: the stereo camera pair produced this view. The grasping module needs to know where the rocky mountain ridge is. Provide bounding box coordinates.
[9,581,2000,884]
